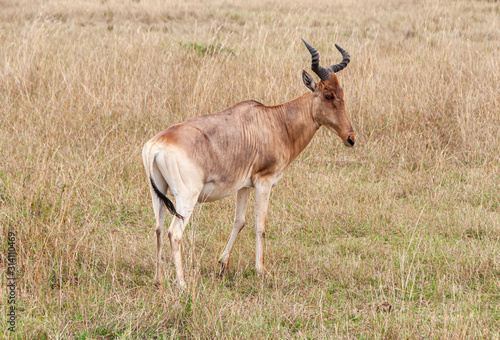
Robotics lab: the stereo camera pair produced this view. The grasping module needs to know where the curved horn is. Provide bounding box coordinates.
[327,44,350,73]
[301,38,331,81]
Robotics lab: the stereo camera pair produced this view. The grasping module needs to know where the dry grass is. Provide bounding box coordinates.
[0,0,499,338]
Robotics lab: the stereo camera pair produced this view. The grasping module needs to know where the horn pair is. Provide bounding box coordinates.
[301,38,350,81]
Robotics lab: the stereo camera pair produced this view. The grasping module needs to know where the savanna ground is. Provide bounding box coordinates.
[0,0,499,338]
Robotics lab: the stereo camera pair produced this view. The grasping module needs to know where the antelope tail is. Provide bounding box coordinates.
[150,177,184,220]
[149,154,184,220]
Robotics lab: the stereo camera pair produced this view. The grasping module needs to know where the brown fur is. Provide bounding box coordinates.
[143,67,355,286]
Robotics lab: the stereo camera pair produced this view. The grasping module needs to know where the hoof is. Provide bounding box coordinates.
[217,256,229,276]
[257,266,270,276]
[218,261,228,276]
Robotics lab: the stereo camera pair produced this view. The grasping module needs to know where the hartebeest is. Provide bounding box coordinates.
[143,39,355,287]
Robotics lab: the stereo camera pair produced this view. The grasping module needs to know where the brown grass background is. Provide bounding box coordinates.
[0,0,499,338]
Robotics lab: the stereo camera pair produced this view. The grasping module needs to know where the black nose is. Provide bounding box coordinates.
[347,136,355,146]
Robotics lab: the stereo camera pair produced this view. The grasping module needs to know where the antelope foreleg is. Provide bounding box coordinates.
[254,180,272,274]
[218,187,251,275]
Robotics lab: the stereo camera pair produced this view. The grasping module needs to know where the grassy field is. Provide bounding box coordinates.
[1,0,499,338]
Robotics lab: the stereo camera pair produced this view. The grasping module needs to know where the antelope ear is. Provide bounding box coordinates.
[302,70,316,92]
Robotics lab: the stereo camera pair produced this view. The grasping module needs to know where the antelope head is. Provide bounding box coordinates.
[301,39,355,147]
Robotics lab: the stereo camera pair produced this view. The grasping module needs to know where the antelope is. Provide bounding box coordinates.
[142,39,355,287]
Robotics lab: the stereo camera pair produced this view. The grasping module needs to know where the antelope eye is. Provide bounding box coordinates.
[325,93,333,100]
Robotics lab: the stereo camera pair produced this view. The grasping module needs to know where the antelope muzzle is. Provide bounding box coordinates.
[344,133,355,147]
